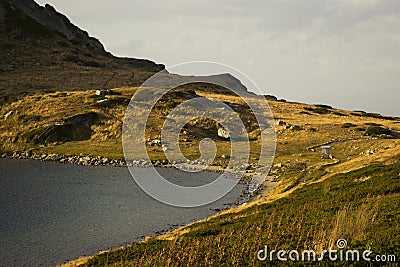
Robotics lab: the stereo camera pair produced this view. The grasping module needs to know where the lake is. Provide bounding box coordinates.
[0,158,244,266]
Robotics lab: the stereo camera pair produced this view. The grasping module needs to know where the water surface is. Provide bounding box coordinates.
[0,158,243,266]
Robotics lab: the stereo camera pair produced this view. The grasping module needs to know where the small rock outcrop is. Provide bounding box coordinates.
[264,95,278,101]
[218,128,230,139]
[33,112,101,144]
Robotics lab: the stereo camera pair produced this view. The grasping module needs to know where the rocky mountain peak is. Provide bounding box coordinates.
[0,0,165,96]
[1,0,106,53]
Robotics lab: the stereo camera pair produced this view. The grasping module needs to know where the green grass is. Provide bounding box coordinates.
[350,112,398,121]
[43,140,124,159]
[80,161,400,266]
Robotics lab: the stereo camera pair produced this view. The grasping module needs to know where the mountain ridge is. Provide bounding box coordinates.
[2,0,106,53]
[0,0,165,97]
[0,0,252,100]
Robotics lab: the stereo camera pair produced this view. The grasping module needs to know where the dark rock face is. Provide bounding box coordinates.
[34,112,101,144]
[206,73,248,93]
[170,90,199,100]
[264,95,277,101]
[2,0,106,53]
[139,72,249,95]
[0,2,6,24]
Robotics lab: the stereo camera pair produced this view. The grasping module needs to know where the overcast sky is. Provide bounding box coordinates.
[35,0,399,116]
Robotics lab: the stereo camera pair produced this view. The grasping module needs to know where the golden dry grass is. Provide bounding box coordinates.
[1,86,399,186]
[1,86,399,266]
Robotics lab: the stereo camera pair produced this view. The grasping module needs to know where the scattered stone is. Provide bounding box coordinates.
[95,89,113,96]
[7,64,16,71]
[49,154,61,161]
[218,128,230,139]
[96,99,108,103]
[365,150,375,155]
[148,139,161,146]
[4,110,13,119]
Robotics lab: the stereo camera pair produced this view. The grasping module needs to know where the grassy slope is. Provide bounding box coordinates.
[75,158,400,266]
[1,87,399,189]
[1,87,399,266]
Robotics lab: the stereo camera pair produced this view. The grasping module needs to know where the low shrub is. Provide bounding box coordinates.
[303,106,331,114]
[364,122,382,126]
[333,111,347,116]
[351,111,397,121]
[364,126,391,136]
[63,55,79,62]
[18,114,42,123]
[291,125,303,131]
[83,61,101,68]
[315,104,333,109]
[341,123,356,128]
[313,107,331,114]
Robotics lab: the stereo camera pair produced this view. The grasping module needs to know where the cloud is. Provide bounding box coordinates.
[34,0,400,115]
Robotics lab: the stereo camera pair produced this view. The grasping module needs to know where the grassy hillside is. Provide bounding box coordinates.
[1,86,399,266]
[69,157,400,266]
[1,86,399,188]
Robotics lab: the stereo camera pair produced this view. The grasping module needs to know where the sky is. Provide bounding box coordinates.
[35,0,399,116]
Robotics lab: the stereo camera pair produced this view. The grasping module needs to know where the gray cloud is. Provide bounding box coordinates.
[35,0,400,116]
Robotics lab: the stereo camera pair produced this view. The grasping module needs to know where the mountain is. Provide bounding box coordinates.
[1,2,399,265]
[2,0,107,53]
[0,0,252,101]
[0,0,165,97]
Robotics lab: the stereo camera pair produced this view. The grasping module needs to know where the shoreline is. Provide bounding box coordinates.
[1,152,276,266]
[1,150,272,205]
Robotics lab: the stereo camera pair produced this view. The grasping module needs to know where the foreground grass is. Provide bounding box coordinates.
[74,158,399,266]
